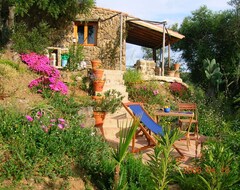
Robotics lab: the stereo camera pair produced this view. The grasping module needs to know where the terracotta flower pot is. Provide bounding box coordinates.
[93,111,106,137]
[93,111,106,126]
[91,59,101,69]
[92,69,104,80]
[93,80,105,92]
[174,63,180,71]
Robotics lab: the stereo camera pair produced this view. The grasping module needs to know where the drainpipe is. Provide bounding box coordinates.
[119,13,123,70]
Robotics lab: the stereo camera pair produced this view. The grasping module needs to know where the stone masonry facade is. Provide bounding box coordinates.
[62,7,127,70]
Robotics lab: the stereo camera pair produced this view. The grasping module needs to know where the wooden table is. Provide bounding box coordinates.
[154,110,194,150]
[155,110,194,118]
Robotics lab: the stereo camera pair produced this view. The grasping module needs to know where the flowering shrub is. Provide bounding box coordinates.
[128,82,164,106]
[169,82,189,98]
[26,109,69,133]
[21,52,68,94]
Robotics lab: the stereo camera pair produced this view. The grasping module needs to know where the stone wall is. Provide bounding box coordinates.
[62,7,127,70]
[134,59,156,76]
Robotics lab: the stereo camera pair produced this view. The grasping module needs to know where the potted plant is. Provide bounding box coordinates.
[92,89,124,136]
[89,63,105,92]
[61,53,69,67]
[93,79,105,92]
[92,68,104,80]
[92,92,103,102]
[174,63,180,71]
[91,59,102,69]
[93,89,124,114]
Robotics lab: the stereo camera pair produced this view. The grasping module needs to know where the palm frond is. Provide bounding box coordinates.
[112,119,138,163]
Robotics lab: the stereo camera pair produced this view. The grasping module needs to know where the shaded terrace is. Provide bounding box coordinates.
[125,17,185,76]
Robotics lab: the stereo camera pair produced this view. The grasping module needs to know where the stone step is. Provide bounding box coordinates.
[103,69,125,76]
[103,70,125,82]
[102,85,127,94]
[103,106,132,130]
[100,69,129,102]
[104,78,125,85]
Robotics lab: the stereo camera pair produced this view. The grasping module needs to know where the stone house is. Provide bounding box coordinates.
[58,6,184,74]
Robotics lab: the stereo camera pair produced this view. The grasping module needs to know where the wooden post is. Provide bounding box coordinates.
[168,41,171,70]
[161,22,166,76]
[153,48,156,63]
[119,13,123,70]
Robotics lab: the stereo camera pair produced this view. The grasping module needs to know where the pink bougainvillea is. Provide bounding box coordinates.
[21,53,68,94]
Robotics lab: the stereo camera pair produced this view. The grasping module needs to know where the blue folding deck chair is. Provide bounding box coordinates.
[122,102,184,157]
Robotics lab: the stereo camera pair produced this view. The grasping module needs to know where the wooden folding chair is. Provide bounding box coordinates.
[122,102,184,158]
[178,103,199,146]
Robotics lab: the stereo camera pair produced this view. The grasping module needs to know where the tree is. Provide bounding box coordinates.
[172,5,240,97]
[0,0,95,50]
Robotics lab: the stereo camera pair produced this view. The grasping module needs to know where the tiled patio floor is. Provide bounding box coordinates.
[103,121,203,167]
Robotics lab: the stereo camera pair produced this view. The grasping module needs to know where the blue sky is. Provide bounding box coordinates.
[96,0,232,66]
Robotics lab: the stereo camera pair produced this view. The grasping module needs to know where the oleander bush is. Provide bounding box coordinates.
[175,140,240,190]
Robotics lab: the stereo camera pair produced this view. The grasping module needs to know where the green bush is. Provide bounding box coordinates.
[123,69,143,86]
[221,127,240,155]
[122,154,154,190]
[0,107,83,179]
[43,90,81,115]
[0,25,11,48]
[12,22,52,54]
[67,44,84,71]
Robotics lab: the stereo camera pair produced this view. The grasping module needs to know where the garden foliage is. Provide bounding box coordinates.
[169,82,189,99]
